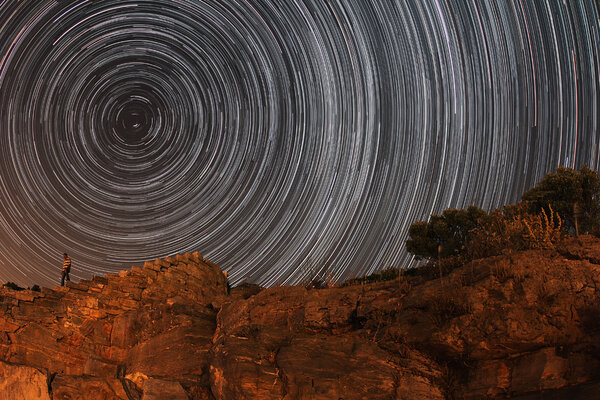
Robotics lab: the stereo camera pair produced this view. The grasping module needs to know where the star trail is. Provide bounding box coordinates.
[0,0,598,287]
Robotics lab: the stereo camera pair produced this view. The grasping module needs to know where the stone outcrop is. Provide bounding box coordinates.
[1,238,600,399]
[0,252,227,399]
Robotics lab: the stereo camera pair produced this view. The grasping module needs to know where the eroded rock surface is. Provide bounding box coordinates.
[1,237,600,399]
[0,252,226,399]
[0,361,49,400]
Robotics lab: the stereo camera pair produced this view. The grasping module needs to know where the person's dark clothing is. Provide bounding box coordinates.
[61,269,70,286]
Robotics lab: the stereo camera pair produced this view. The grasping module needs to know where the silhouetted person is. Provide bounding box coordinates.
[61,253,71,286]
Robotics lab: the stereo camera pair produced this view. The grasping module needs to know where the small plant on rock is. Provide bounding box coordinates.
[428,287,472,328]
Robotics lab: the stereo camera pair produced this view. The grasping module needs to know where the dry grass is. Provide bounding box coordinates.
[490,261,526,284]
[491,262,511,282]
[370,309,395,341]
[523,206,563,249]
[467,205,564,260]
[428,286,472,328]
[534,279,556,309]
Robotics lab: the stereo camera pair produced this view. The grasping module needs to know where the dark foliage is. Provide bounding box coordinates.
[343,266,402,286]
[4,281,24,291]
[465,203,564,259]
[306,278,326,289]
[405,206,488,260]
[404,167,597,273]
[522,165,600,235]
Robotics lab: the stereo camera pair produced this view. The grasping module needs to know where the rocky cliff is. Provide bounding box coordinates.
[1,238,600,399]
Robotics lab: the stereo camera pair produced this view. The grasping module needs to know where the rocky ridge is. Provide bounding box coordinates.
[0,252,227,400]
[1,238,600,399]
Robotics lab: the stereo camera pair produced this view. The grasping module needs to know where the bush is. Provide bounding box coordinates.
[342,266,403,286]
[306,278,326,289]
[522,165,600,234]
[428,286,472,328]
[379,267,401,281]
[406,206,489,260]
[466,205,564,259]
[406,202,566,277]
[3,282,24,291]
[403,166,600,278]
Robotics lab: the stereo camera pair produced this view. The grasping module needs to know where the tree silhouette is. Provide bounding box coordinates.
[406,206,488,260]
[522,165,600,235]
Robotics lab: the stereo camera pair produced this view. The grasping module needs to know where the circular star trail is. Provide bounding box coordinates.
[0,0,598,287]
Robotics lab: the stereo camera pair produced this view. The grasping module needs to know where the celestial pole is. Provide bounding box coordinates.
[0,0,598,287]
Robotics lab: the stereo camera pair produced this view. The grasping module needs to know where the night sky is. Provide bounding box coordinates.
[0,1,598,288]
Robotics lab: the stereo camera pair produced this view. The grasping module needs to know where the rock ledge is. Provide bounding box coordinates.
[1,238,600,399]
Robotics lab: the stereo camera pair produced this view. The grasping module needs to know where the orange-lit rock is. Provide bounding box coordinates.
[0,237,600,398]
[0,253,226,399]
[0,361,49,400]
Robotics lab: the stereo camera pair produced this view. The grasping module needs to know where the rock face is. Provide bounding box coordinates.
[0,252,227,400]
[1,238,600,399]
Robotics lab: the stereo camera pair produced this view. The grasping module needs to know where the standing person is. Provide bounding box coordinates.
[61,253,71,286]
